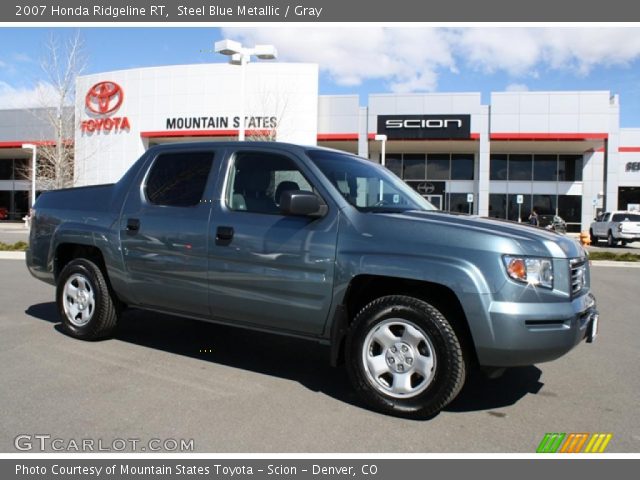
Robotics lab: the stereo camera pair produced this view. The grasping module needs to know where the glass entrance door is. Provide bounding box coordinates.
[424,195,442,210]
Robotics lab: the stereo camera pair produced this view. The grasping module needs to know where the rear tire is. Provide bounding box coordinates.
[346,295,466,419]
[56,258,119,340]
[607,231,617,247]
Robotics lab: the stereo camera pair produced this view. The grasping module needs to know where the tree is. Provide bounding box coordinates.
[246,88,290,142]
[21,32,87,191]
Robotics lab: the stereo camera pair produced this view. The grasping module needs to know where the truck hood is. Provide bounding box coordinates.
[368,210,585,259]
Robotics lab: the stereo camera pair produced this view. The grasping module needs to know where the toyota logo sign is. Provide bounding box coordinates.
[85,81,123,115]
[80,80,130,134]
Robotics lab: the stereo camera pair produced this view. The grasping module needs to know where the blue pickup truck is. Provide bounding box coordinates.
[26,142,598,418]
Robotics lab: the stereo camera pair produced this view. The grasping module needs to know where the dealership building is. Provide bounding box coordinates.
[1,61,640,231]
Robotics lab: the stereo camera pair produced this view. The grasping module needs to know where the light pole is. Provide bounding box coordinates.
[22,143,37,207]
[214,39,277,141]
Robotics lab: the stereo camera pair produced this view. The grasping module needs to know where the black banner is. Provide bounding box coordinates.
[3,459,639,480]
[3,0,640,22]
[377,115,471,140]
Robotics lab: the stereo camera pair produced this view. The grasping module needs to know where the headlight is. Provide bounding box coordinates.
[502,255,554,289]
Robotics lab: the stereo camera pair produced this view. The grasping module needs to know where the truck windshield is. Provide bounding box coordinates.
[307,149,437,212]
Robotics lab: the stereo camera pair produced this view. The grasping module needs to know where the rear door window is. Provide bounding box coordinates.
[145,151,215,207]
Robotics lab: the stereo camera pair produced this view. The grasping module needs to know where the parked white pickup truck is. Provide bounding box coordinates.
[590,211,640,246]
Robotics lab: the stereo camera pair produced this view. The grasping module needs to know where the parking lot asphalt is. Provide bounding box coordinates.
[0,259,638,453]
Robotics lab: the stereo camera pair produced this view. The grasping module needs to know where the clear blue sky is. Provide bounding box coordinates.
[2,27,640,127]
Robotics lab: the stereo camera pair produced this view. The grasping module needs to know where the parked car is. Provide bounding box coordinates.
[0,207,8,220]
[538,214,567,234]
[26,142,599,419]
[590,211,640,246]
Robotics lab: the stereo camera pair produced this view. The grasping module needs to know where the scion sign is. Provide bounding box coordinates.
[377,114,471,140]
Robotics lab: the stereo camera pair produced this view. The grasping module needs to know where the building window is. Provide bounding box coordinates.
[426,153,449,180]
[451,154,474,180]
[0,158,30,181]
[491,154,584,182]
[618,187,640,210]
[558,155,583,181]
[13,159,29,180]
[490,154,508,180]
[533,194,557,215]
[558,195,582,225]
[533,155,558,181]
[385,155,402,178]
[449,193,473,214]
[508,154,533,181]
[489,194,507,219]
[0,159,12,180]
[386,153,475,181]
[0,191,10,217]
[402,154,426,180]
[13,191,29,218]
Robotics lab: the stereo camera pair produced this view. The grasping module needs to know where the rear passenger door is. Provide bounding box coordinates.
[207,148,338,335]
[120,148,219,316]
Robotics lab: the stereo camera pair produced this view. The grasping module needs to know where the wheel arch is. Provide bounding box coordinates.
[330,274,478,368]
[54,243,107,282]
[54,243,125,310]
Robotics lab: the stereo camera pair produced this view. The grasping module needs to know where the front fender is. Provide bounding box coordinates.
[327,252,499,353]
[345,253,493,296]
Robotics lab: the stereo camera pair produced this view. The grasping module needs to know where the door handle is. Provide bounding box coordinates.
[216,226,234,245]
[126,218,140,233]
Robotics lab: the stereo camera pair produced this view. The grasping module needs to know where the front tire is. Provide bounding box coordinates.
[56,258,119,340]
[346,295,466,418]
[590,230,597,245]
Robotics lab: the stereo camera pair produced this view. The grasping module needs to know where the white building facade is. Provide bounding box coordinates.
[1,61,639,232]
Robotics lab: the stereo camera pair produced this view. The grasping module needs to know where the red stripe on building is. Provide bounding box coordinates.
[140,129,272,138]
[619,147,640,152]
[317,133,359,141]
[0,141,56,148]
[319,133,482,141]
[490,133,608,141]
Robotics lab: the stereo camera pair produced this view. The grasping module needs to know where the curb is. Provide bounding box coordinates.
[590,260,640,268]
[0,251,26,260]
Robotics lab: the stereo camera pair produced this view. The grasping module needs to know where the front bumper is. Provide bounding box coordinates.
[477,293,598,367]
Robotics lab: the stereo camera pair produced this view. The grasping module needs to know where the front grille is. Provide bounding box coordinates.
[570,258,587,295]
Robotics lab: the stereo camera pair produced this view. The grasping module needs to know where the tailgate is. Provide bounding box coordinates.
[621,221,640,234]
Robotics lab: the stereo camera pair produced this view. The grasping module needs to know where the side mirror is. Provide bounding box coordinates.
[280,190,328,218]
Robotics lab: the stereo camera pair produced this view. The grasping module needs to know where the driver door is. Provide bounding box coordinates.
[207,148,339,335]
